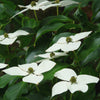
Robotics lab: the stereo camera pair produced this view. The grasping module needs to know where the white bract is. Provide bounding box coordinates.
[3,60,56,84]
[23,46,29,52]
[0,30,29,45]
[55,0,78,7]
[52,68,99,97]
[11,0,60,18]
[0,63,8,69]
[46,31,92,52]
[38,52,67,59]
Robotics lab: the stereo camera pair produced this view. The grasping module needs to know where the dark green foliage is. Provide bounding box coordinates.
[0,0,100,100]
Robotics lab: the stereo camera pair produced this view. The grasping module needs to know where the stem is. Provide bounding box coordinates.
[57,6,59,16]
[69,93,72,100]
[34,40,36,47]
[36,85,40,92]
[34,10,38,21]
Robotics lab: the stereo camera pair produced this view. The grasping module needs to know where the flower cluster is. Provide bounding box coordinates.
[0,0,99,100]
[11,0,78,18]
[35,31,99,97]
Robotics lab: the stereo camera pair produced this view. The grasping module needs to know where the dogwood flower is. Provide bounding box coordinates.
[46,31,92,52]
[11,0,60,18]
[0,30,29,45]
[52,68,99,97]
[3,60,56,84]
[55,0,78,7]
[0,63,8,69]
[38,52,67,59]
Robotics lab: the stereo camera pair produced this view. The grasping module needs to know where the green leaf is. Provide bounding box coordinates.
[63,4,78,15]
[0,30,5,35]
[26,36,51,63]
[0,97,3,100]
[3,82,26,100]
[80,66,98,76]
[79,32,100,65]
[27,92,50,100]
[36,23,65,42]
[0,55,5,62]
[22,17,38,28]
[19,35,33,47]
[0,4,5,14]
[74,8,95,30]
[64,23,82,30]
[3,4,15,16]
[97,23,100,31]
[96,61,100,72]
[0,4,7,20]
[0,3,15,25]
[26,46,43,63]
[0,0,15,9]
[92,0,100,14]
[16,97,28,100]
[93,11,100,22]
[41,15,73,25]
[0,74,16,88]
[82,47,100,65]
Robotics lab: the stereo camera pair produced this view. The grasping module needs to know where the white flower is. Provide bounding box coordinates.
[55,0,78,7]
[0,30,29,45]
[46,31,92,52]
[52,68,99,97]
[3,60,56,84]
[38,52,67,59]
[0,63,8,69]
[11,0,60,18]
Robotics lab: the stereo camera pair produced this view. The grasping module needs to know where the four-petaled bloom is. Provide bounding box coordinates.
[0,63,8,69]
[3,60,56,84]
[52,68,99,97]
[46,31,92,52]
[38,52,67,59]
[0,30,29,45]
[11,0,60,18]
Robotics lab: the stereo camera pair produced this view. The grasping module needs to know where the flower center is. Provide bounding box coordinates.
[66,37,72,43]
[70,76,76,84]
[50,52,55,57]
[55,0,60,3]
[4,33,8,38]
[28,67,34,73]
[31,1,36,7]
